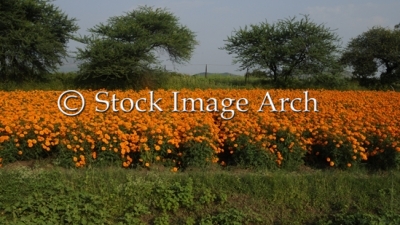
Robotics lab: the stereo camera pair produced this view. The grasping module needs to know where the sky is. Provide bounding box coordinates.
[54,0,400,75]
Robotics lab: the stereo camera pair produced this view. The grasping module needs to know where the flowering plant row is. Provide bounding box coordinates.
[0,89,399,170]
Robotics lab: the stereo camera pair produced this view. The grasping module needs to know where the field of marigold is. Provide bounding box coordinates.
[0,89,399,171]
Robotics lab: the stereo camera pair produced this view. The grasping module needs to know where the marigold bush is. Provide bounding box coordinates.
[0,89,399,170]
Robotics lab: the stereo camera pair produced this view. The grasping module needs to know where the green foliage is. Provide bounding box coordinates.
[305,135,360,170]
[274,130,305,170]
[0,0,78,82]
[221,14,342,82]
[179,141,215,170]
[0,169,108,224]
[246,69,268,78]
[75,5,198,89]
[218,127,305,171]
[153,213,170,225]
[0,168,400,224]
[365,134,400,171]
[160,72,267,90]
[342,26,400,86]
[306,73,354,90]
[0,70,377,91]
[152,179,194,213]
[199,208,247,225]
[223,134,278,170]
[316,212,400,225]
[0,72,78,91]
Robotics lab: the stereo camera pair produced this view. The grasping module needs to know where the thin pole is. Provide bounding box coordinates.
[245,68,249,84]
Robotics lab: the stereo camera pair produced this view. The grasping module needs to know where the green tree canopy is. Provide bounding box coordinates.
[75,6,198,88]
[341,26,400,85]
[0,0,78,81]
[220,15,342,82]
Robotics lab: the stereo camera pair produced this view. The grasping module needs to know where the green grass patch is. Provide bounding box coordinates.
[2,71,394,92]
[0,165,400,224]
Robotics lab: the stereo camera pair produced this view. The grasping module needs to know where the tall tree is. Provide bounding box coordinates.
[76,6,198,88]
[341,26,400,85]
[0,0,79,81]
[220,15,342,82]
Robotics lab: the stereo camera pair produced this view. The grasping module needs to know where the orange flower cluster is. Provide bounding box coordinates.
[0,89,399,170]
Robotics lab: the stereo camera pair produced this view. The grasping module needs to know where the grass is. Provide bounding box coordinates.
[1,162,400,224]
[160,73,266,90]
[0,72,77,91]
[2,71,392,92]
[0,72,266,91]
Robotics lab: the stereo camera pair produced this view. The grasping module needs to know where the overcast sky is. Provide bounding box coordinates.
[54,0,400,75]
